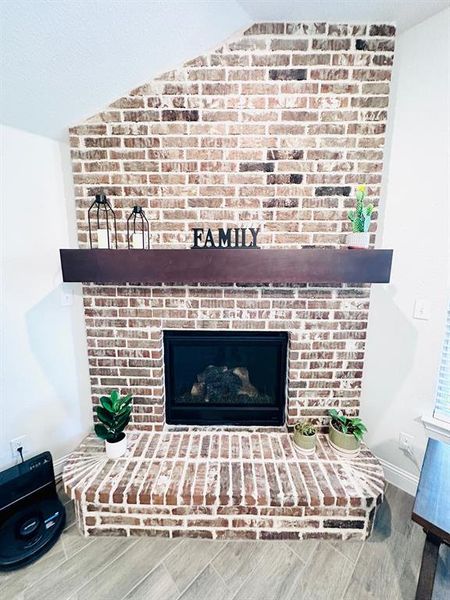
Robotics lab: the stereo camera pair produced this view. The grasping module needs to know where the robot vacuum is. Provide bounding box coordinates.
[0,451,66,571]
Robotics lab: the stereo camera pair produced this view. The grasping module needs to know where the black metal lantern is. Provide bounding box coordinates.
[88,193,117,249]
[127,206,150,249]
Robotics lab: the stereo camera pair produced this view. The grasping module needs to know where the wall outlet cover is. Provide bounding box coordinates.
[10,435,29,460]
[399,431,414,450]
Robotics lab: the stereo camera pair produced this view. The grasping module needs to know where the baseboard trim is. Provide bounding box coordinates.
[378,457,419,496]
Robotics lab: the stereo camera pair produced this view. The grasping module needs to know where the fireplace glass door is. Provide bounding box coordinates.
[164,330,287,426]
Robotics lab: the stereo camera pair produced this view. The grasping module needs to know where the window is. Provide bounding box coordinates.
[434,303,450,423]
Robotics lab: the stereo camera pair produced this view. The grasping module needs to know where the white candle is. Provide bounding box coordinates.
[97,229,109,248]
[132,232,144,249]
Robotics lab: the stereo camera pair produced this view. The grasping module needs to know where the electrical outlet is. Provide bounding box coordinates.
[10,435,29,461]
[399,432,414,451]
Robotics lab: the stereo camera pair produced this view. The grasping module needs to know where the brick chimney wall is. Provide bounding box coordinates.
[69,22,395,430]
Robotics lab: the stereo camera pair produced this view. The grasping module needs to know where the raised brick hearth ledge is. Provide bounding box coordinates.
[63,431,385,540]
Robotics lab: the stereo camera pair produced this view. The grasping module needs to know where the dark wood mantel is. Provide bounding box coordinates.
[59,248,393,285]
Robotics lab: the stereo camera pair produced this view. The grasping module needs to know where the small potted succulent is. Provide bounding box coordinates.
[328,409,367,455]
[293,420,317,455]
[346,184,374,249]
[94,390,133,459]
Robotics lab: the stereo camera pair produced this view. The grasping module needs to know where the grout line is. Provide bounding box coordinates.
[228,543,272,600]
[301,539,319,570]
[284,539,321,600]
[174,563,210,600]
[282,539,309,565]
[117,538,183,600]
[20,534,96,595]
[333,537,366,600]
[354,542,365,564]
[323,539,357,564]
[70,538,140,599]
[61,523,83,560]
[210,562,228,589]
[161,561,181,595]
[284,558,307,600]
[173,540,230,600]
[340,552,360,600]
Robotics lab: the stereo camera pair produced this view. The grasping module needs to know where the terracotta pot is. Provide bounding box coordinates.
[105,432,127,459]
[328,421,361,454]
[293,430,316,455]
[346,232,370,249]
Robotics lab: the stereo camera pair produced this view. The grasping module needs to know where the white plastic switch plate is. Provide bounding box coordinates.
[399,432,414,450]
[10,435,28,461]
[413,299,430,320]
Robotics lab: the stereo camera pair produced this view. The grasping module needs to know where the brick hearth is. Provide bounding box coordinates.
[63,431,384,540]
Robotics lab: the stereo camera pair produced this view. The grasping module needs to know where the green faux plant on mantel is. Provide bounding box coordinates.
[95,390,133,459]
[346,184,374,249]
[328,408,367,456]
[293,420,317,455]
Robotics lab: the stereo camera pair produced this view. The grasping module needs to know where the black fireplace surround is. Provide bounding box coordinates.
[164,330,288,426]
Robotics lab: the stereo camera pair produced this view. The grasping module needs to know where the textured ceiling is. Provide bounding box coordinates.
[0,0,251,140]
[1,0,449,140]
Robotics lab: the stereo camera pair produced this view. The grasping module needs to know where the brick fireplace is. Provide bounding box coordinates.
[70,20,395,431]
[64,21,395,539]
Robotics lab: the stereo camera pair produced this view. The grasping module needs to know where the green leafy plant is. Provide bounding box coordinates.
[348,185,374,233]
[328,409,367,441]
[94,390,133,443]
[294,420,316,436]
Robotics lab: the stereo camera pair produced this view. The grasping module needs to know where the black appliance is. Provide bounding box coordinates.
[164,330,288,426]
[0,451,66,571]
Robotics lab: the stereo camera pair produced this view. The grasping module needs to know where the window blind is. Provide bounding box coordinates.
[434,302,450,423]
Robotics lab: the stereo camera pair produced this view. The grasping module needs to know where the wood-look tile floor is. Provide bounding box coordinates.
[1,484,448,600]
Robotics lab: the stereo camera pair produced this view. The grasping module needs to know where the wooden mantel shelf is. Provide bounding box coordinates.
[59,248,393,285]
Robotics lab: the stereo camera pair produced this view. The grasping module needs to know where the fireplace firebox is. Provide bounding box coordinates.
[164,331,288,426]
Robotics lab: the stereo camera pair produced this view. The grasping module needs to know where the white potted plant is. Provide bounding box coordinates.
[346,184,374,249]
[95,389,133,459]
[293,420,317,455]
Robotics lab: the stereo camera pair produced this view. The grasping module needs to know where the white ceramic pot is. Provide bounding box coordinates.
[346,232,370,249]
[105,433,127,459]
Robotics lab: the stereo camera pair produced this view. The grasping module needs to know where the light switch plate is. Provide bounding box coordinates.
[413,299,430,321]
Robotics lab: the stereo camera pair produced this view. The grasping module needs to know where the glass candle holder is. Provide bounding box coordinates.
[88,193,117,249]
[126,206,150,249]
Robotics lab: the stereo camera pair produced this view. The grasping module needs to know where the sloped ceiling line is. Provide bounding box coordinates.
[1,0,448,139]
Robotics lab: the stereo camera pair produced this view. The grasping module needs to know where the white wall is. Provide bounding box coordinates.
[0,125,92,473]
[0,0,251,474]
[361,9,450,495]
[1,0,250,139]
